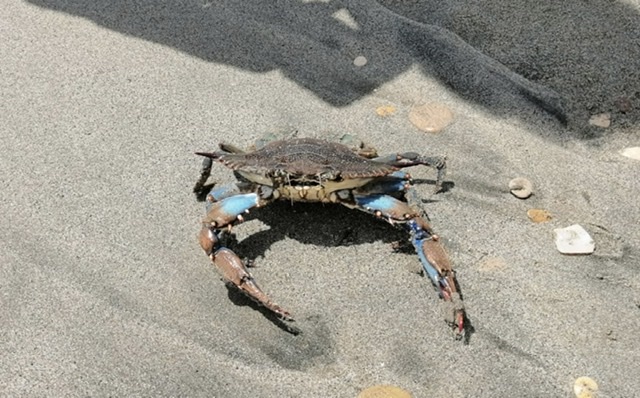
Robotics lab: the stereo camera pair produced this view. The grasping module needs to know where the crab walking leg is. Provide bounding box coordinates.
[199,227,293,320]
[373,153,447,191]
[353,194,465,334]
[193,156,213,194]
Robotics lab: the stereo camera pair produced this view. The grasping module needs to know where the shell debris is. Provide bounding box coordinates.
[574,376,598,398]
[354,56,368,67]
[554,224,595,254]
[375,105,397,117]
[588,113,611,128]
[509,177,533,199]
[620,146,640,160]
[527,209,552,223]
[408,102,454,133]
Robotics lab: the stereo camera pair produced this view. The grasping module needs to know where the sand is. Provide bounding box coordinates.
[2,1,639,397]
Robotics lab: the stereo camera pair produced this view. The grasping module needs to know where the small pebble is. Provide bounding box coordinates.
[357,385,412,398]
[509,177,533,199]
[527,209,552,223]
[554,224,595,254]
[615,96,632,113]
[620,146,640,160]
[574,376,598,398]
[408,102,454,133]
[354,56,367,67]
[375,105,396,117]
[588,113,611,128]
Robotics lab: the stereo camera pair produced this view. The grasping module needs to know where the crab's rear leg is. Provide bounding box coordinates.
[351,193,465,336]
[373,153,447,192]
[199,191,293,321]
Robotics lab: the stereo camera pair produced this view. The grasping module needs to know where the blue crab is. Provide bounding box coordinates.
[194,137,465,336]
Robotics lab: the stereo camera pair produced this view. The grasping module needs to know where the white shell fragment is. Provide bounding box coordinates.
[554,225,595,254]
[574,376,598,398]
[353,56,367,67]
[408,102,454,133]
[509,177,533,199]
[620,146,640,160]
[588,112,611,128]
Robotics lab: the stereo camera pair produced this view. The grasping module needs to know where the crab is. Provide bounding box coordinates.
[194,137,466,337]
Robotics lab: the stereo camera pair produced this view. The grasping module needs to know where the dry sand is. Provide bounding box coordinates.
[2,1,639,397]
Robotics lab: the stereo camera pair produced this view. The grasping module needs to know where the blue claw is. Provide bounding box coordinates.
[204,193,260,226]
[354,194,398,212]
[407,220,453,299]
[208,184,240,202]
[354,194,417,221]
[217,193,260,216]
[359,171,410,195]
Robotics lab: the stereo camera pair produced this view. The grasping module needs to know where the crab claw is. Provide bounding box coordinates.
[354,194,420,222]
[211,248,293,321]
[406,220,452,295]
[199,227,292,320]
[407,219,465,335]
[203,193,261,228]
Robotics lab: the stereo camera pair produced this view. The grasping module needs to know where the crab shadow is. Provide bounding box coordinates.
[233,200,407,258]
[225,201,408,333]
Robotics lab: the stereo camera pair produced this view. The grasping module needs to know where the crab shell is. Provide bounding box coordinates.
[200,138,401,203]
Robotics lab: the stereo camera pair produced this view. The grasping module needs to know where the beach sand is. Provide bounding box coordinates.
[2,1,639,396]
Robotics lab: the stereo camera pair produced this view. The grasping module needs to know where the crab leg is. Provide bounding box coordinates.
[202,193,262,227]
[357,171,412,195]
[352,193,465,335]
[373,153,446,191]
[199,226,293,320]
[199,191,293,320]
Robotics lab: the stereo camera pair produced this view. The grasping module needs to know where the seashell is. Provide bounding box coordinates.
[375,105,397,117]
[509,177,533,199]
[353,56,368,67]
[527,209,552,223]
[574,376,598,398]
[554,225,595,254]
[408,103,454,133]
[588,113,611,128]
[357,385,413,398]
[620,146,640,160]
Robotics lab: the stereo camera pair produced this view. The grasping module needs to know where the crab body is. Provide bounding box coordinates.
[194,137,465,337]
[200,138,406,203]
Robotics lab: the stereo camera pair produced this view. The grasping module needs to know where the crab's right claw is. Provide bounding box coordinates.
[408,219,466,337]
[199,227,293,321]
